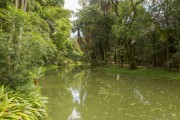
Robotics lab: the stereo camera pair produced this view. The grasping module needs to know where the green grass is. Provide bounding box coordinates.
[94,66,180,80]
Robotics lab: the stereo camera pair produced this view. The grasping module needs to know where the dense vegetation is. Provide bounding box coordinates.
[0,0,179,119]
[0,0,81,119]
[0,0,83,88]
[0,86,48,119]
[75,0,180,71]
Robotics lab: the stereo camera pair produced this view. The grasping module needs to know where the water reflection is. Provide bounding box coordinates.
[39,66,180,120]
[68,88,81,104]
[67,87,88,119]
[134,88,150,105]
[64,67,90,120]
[68,107,81,120]
[116,74,124,85]
[68,87,88,105]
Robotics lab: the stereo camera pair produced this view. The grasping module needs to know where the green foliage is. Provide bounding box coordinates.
[77,0,179,70]
[0,0,76,87]
[0,85,48,120]
[0,6,57,87]
[52,18,71,49]
[77,4,115,65]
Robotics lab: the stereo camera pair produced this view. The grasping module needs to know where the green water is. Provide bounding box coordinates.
[39,66,180,120]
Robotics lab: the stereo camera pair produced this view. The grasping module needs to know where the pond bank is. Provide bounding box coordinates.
[94,66,180,80]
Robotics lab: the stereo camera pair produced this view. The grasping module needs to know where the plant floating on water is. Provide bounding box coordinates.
[0,85,48,120]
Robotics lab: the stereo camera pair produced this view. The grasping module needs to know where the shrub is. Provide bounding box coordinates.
[0,85,48,120]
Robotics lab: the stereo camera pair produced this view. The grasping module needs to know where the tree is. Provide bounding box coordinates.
[0,0,73,88]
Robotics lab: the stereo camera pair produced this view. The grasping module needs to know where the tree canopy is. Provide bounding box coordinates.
[75,0,180,70]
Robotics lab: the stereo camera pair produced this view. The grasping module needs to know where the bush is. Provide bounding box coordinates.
[0,85,48,120]
[0,7,57,88]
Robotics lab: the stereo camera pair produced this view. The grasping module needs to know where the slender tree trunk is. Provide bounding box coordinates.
[15,0,19,8]
[7,24,15,76]
[127,39,136,70]
[114,47,117,64]
[155,27,158,67]
[7,0,19,77]
[126,0,144,70]
[153,28,158,68]
[24,0,27,11]
[17,0,27,59]
[165,0,170,71]
[103,45,106,65]
[120,55,123,67]
[166,40,170,70]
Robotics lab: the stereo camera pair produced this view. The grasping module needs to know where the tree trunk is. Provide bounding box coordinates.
[7,24,15,76]
[165,0,170,71]
[166,41,170,70]
[114,47,116,64]
[17,0,27,59]
[155,28,158,67]
[120,55,123,67]
[24,0,27,11]
[15,0,19,8]
[7,0,19,77]
[153,28,158,68]
[127,39,136,70]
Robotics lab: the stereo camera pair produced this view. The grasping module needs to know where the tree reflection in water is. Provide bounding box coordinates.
[39,66,180,120]
[134,87,150,105]
[66,67,90,120]
[68,107,81,120]
[68,88,81,104]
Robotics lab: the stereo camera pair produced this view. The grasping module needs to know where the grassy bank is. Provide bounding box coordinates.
[94,66,180,80]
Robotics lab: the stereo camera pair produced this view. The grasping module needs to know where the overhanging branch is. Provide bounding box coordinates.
[129,0,144,28]
[111,0,120,17]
